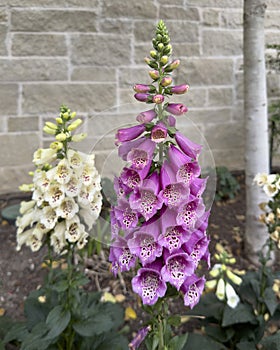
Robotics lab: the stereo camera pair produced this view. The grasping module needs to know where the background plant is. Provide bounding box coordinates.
[214,166,240,202]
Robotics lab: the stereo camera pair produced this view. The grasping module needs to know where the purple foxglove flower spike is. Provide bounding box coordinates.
[190,177,208,201]
[171,84,189,94]
[176,199,205,232]
[159,160,190,207]
[128,219,162,266]
[165,103,188,116]
[175,131,202,160]
[159,208,191,253]
[136,109,157,123]
[114,175,131,198]
[127,138,156,170]
[183,230,210,268]
[132,261,167,305]
[114,198,139,230]
[151,122,168,143]
[129,172,163,221]
[181,274,206,309]
[161,251,195,290]
[119,167,142,192]
[129,326,151,350]
[116,124,146,145]
[118,136,146,161]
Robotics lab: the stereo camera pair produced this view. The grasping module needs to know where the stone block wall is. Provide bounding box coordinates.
[0,0,279,193]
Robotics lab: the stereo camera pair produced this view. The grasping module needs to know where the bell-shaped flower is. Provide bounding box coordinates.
[41,206,58,229]
[170,84,189,95]
[119,167,145,192]
[55,197,79,220]
[128,219,162,266]
[183,229,210,268]
[109,234,137,276]
[190,177,208,201]
[176,199,205,232]
[19,200,35,215]
[136,109,157,123]
[263,183,278,197]
[131,260,167,305]
[77,231,89,250]
[78,184,98,207]
[161,251,195,290]
[225,282,240,308]
[46,159,72,185]
[67,149,84,168]
[151,122,168,143]
[159,208,191,253]
[80,164,99,187]
[118,136,147,161]
[181,274,205,309]
[129,326,151,350]
[116,124,146,145]
[33,171,51,193]
[44,184,65,208]
[114,175,131,198]
[253,173,268,186]
[114,198,139,230]
[33,148,57,166]
[65,215,83,243]
[127,138,156,171]
[32,187,45,207]
[168,145,200,185]
[129,172,163,221]
[16,208,38,234]
[64,173,82,197]
[159,160,190,208]
[50,221,66,254]
[216,278,226,301]
[175,132,202,160]
[16,228,34,251]
[80,192,102,229]
[165,103,188,116]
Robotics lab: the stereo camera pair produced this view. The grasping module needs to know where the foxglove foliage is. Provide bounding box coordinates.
[16,106,102,254]
[110,21,210,309]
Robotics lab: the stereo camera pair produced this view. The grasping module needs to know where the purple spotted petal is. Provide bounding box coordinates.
[109,235,136,276]
[159,208,191,253]
[190,177,208,201]
[128,220,162,265]
[114,175,131,198]
[131,262,167,305]
[161,252,195,290]
[175,132,202,160]
[118,136,146,161]
[159,161,189,207]
[114,198,139,230]
[183,230,210,268]
[119,167,142,192]
[129,172,163,221]
[181,274,206,309]
[176,199,205,232]
[127,138,156,170]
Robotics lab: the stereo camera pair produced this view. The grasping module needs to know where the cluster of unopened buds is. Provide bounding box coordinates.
[205,243,244,309]
[110,20,210,309]
[16,106,102,254]
[254,173,280,249]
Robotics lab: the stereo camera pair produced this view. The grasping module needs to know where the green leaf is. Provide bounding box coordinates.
[45,305,71,340]
[3,322,28,343]
[0,339,5,350]
[183,333,227,350]
[24,293,50,329]
[260,332,280,350]
[96,333,129,350]
[222,303,256,327]
[264,287,278,316]
[205,324,234,343]
[236,341,257,350]
[168,333,188,350]
[73,314,114,337]
[21,322,51,350]
[167,315,181,327]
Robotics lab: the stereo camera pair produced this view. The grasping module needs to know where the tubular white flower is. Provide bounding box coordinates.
[64,173,81,197]
[19,200,36,215]
[33,148,57,166]
[226,269,242,286]
[216,278,226,301]
[263,183,278,197]
[41,206,58,229]
[48,159,72,185]
[80,164,98,186]
[65,217,84,243]
[55,197,79,220]
[67,149,83,168]
[32,188,45,207]
[253,173,268,186]
[16,228,33,251]
[225,282,240,309]
[50,221,66,254]
[44,184,65,208]
[16,209,36,234]
[267,174,277,184]
[77,232,89,250]
[209,263,222,278]
[33,171,51,193]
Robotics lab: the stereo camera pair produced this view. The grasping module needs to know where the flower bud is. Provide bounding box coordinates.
[226,269,242,286]
[19,184,33,192]
[160,55,169,65]
[50,141,63,151]
[165,103,188,116]
[216,278,225,300]
[205,279,217,290]
[43,125,57,135]
[56,133,67,141]
[67,118,82,131]
[152,94,164,104]
[149,70,160,80]
[167,115,176,127]
[56,117,63,124]
[45,121,57,130]
[158,43,164,50]
[71,133,87,142]
[144,57,158,69]
[116,124,146,144]
[150,50,157,59]
[164,59,180,72]
[136,109,157,123]
[171,84,189,95]
[134,84,155,93]
[160,76,172,87]
[70,111,77,119]
[163,44,172,55]
[62,112,70,120]
[134,93,153,103]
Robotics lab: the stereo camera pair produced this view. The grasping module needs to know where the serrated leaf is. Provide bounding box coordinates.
[264,287,278,316]
[168,333,188,350]
[45,305,71,339]
[222,303,256,327]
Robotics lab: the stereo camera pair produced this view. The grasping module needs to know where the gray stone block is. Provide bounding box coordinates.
[0,84,18,115]
[101,0,157,19]
[202,30,242,56]
[71,67,116,82]
[8,116,39,132]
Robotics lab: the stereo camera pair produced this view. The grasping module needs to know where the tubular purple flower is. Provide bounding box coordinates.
[118,137,146,161]
[129,326,151,350]
[159,160,190,207]
[128,221,162,266]
[129,172,163,221]
[161,251,195,290]
[136,109,157,123]
[127,138,156,170]
[165,103,188,116]
[175,132,202,160]
[120,167,149,192]
[171,84,189,95]
[183,230,210,268]
[167,115,176,127]
[134,93,151,103]
[151,122,168,143]
[152,94,165,104]
[116,124,146,145]
[176,199,205,232]
[159,208,191,253]
[114,198,139,230]
[181,275,206,309]
[190,177,208,201]
[134,84,154,93]
[131,261,167,305]
[160,76,172,87]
